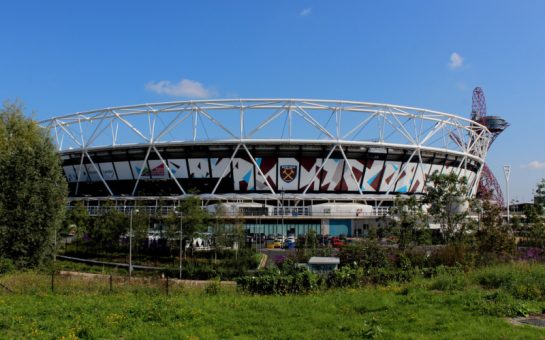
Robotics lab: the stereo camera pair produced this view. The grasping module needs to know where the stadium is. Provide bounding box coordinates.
[40,99,492,237]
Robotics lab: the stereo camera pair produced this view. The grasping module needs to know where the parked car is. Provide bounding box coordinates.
[283,237,296,249]
[273,239,283,248]
[330,237,345,248]
[265,239,276,249]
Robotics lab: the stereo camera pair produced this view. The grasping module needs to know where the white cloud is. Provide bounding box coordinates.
[145,78,216,98]
[300,7,312,16]
[456,81,467,91]
[448,52,464,69]
[522,161,545,170]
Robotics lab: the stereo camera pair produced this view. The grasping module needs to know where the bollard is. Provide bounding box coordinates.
[109,275,113,292]
[51,270,54,293]
[166,276,169,296]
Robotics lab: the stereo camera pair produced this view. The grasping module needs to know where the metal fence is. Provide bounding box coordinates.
[74,205,390,218]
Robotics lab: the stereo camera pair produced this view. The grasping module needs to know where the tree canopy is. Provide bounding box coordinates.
[0,102,67,267]
[424,171,469,244]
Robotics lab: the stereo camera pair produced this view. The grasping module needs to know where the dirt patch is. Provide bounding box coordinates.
[58,270,236,286]
[509,314,545,328]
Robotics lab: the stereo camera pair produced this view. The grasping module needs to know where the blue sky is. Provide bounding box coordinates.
[1,1,544,201]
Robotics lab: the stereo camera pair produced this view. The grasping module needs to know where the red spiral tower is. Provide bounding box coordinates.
[471,87,509,205]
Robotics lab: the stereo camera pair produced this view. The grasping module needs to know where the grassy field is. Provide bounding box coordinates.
[1,264,545,338]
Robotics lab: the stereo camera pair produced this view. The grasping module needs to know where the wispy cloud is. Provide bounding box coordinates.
[522,160,545,170]
[300,7,312,16]
[448,52,464,69]
[456,81,467,91]
[145,78,216,98]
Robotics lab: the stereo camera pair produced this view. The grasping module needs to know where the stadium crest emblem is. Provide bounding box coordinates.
[280,165,297,183]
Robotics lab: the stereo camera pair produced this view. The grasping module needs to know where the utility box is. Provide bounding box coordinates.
[307,257,340,272]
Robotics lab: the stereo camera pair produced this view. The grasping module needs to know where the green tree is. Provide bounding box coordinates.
[475,197,515,259]
[131,210,150,253]
[64,201,90,238]
[89,202,127,251]
[389,196,429,250]
[534,178,545,206]
[524,202,545,247]
[424,172,469,244]
[211,204,229,263]
[63,201,90,254]
[162,208,182,256]
[0,102,67,267]
[179,195,209,254]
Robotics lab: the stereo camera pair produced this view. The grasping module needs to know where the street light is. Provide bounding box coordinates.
[175,208,183,280]
[129,208,139,279]
[281,190,285,236]
[503,165,511,224]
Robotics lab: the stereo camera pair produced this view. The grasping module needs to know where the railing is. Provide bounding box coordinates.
[73,205,390,218]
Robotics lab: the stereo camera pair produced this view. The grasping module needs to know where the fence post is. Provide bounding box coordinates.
[165,276,169,296]
[109,274,113,292]
[51,270,55,293]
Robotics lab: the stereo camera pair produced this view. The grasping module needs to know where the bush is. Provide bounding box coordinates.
[476,291,532,317]
[204,278,221,295]
[0,257,15,274]
[326,265,365,288]
[429,266,467,291]
[472,263,545,301]
[236,266,320,295]
[427,244,475,268]
[367,267,416,285]
[337,240,389,270]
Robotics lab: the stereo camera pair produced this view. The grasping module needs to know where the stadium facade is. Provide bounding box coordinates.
[41,99,492,237]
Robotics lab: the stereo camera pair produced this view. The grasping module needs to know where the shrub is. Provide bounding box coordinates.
[326,265,365,288]
[0,257,15,274]
[472,263,545,301]
[337,240,389,270]
[204,278,221,295]
[476,291,532,317]
[473,266,517,289]
[427,244,475,268]
[236,266,320,295]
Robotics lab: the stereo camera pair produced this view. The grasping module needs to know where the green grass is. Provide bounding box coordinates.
[1,264,545,338]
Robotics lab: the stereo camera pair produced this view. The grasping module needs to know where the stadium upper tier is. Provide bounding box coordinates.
[39,99,492,199]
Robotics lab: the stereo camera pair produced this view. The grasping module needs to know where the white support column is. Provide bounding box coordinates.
[211,144,242,195]
[74,152,85,196]
[131,146,153,196]
[383,148,419,195]
[84,151,114,196]
[152,145,186,195]
[337,144,363,196]
[302,144,337,195]
[241,144,276,195]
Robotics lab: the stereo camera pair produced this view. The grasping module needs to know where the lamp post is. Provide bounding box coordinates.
[503,165,511,224]
[129,208,139,279]
[281,190,285,236]
[176,208,183,280]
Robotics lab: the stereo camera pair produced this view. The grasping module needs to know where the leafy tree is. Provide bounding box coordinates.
[0,102,67,267]
[534,178,545,206]
[63,201,90,254]
[179,195,210,254]
[389,196,429,250]
[211,204,229,263]
[162,208,182,255]
[131,210,150,252]
[64,201,89,238]
[524,202,545,247]
[424,172,469,244]
[475,197,515,258]
[88,202,127,251]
